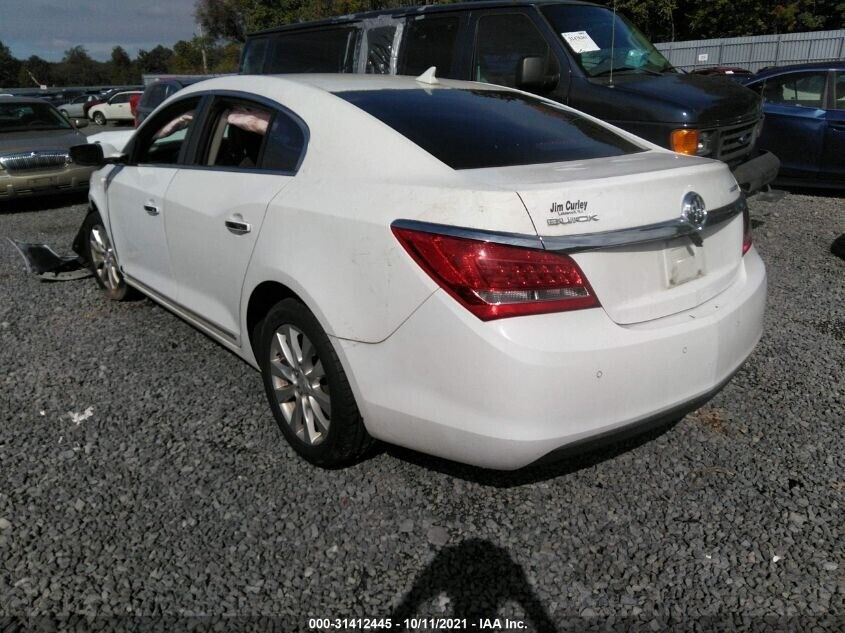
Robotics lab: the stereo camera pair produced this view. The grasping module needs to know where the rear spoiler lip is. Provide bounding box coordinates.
[391,196,746,254]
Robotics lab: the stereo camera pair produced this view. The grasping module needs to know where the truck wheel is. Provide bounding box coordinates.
[258,298,372,467]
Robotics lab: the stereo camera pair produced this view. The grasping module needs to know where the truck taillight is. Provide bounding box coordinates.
[392,227,599,320]
[742,203,752,255]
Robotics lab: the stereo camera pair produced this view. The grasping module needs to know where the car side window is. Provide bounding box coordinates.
[201,100,272,169]
[262,111,306,172]
[366,25,397,75]
[761,72,827,108]
[474,13,559,88]
[400,17,460,78]
[111,93,131,104]
[197,99,306,172]
[833,73,845,111]
[135,97,201,166]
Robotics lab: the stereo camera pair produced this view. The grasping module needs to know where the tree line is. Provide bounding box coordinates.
[2,0,843,88]
[0,39,241,89]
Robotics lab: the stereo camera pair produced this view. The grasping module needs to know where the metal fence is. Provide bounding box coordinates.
[655,29,845,73]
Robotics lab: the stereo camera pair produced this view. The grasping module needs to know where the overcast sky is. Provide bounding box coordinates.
[0,0,198,61]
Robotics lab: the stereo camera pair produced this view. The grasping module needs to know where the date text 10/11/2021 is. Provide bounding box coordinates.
[308,617,528,630]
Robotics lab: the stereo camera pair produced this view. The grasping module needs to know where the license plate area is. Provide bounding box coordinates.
[664,239,705,287]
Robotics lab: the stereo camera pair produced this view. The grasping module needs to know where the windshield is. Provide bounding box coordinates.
[542,5,672,77]
[336,88,643,170]
[0,102,72,132]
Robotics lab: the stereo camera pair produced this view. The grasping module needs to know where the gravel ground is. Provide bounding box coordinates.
[0,190,842,632]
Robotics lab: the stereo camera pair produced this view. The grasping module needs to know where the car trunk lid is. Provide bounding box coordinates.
[463,152,745,325]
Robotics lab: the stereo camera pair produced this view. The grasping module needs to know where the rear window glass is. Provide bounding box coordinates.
[335,88,643,169]
[265,28,357,73]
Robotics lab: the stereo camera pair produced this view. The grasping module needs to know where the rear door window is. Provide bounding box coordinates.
[400,17,460,78]
[265,27,358,73]
[336,88,642,169]
[474,13,558,88]
[762,72,827,108]
[196,97,306,173]
[834,73,845,110]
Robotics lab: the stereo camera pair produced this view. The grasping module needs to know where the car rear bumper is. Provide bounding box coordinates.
[732,150,780,194]
[336,248,767,470]
[0,165,94,199]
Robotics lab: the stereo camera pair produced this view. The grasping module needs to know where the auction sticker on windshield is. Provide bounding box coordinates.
[561,31,601,53]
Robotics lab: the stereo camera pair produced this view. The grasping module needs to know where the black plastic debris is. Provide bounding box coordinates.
[8,239,92,281]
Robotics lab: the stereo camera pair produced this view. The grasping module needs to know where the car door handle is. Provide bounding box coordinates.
[225,219,252,235]
[143,204,160,216]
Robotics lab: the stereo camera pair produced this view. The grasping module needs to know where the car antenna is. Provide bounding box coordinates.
[416,66,439,85]
[609,1,617,86]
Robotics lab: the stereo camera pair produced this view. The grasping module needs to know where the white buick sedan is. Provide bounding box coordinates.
[71,73,766,470]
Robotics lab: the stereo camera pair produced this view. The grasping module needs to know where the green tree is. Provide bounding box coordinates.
[137,45,174,74]
[0,41,22,88]
[110,45,137,84]
[17,55,53,87]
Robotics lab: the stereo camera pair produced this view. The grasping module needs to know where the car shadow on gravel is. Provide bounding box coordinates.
[391,538,559,632]
[383,418,681,489]
[0,192,87,214]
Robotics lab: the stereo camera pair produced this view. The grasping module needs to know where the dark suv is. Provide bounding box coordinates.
[240,0,779,193]
[135,76,209,126]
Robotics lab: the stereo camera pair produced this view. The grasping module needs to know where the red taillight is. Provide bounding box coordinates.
[742,204,752,255]
[392,227,599,320]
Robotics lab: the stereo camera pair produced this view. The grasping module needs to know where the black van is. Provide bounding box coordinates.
[240,0,779,192]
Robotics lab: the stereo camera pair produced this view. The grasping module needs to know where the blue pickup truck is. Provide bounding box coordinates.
[239,0,779,193]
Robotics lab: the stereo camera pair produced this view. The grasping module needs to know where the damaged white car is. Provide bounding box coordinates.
[70,73,766,470]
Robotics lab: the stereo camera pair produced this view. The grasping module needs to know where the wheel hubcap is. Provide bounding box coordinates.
[269,324,331,446]
[89,225,121,290]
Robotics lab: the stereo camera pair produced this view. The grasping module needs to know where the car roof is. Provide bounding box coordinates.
[0,96,55,106]
[752,60,845,79]
[197,73,509,94]
[249,0,599,36]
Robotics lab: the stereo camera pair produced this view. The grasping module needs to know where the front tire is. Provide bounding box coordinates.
[82,211,135,301]
[92,111,106,126]
[259,299,372,467]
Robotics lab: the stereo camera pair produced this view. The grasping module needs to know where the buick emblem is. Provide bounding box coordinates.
[682,192,707,229]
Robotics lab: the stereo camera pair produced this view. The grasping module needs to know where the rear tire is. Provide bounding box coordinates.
[82,211,136,301]
[258,298,372,467]
[92,111,106,126]
[59,109,69,118]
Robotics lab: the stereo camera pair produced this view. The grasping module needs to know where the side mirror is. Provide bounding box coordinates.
[516,56,546,90]
[73,118,88,129]
[69,143,105,167]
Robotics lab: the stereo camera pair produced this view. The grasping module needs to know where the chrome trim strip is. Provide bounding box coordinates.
[391,219,544,249]
[123,273,238,343]
[391,197,745,254]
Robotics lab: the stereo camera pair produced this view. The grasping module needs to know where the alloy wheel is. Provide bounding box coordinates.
[268,324,331,446]
[88,225,122,290]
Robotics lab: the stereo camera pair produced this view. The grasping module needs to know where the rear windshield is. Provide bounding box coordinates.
[335,88,643,169]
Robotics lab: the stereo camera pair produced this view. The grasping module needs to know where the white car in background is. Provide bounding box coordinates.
[70,73,766,470]
[87,90,142,125]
